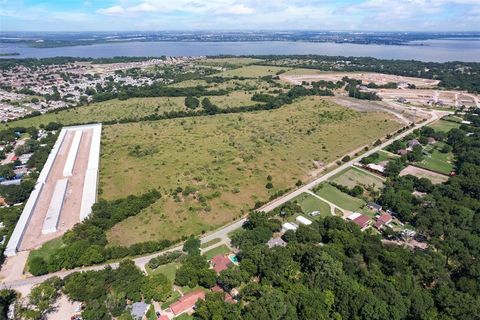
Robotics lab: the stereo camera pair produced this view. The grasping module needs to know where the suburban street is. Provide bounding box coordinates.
[0,107,449,291]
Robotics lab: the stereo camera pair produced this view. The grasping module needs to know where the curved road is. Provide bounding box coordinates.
[1,108,448,291]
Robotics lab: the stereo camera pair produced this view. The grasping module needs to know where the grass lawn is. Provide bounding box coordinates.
[416,149,454,175]
[175,314,194,320]
[314,183,369,215]
[102,97,401,246]
[146,262,179,283]
[202,244,231,260]
[200,238,221,249]
[292,192,331,218]
[330,167,385,190]
[161,290,182,309]
[429,120,460,133]
[375,150,395,163]
[26,238,64,271]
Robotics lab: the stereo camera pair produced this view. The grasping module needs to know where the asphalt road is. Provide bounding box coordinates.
[1,108,447,290]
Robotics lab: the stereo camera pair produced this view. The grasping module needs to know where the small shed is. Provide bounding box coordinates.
[295,215,312,225]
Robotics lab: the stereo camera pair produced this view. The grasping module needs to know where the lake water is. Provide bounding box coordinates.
[0,39,479,62]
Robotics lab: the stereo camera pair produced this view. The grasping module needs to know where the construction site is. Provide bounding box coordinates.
[4,124,102,256]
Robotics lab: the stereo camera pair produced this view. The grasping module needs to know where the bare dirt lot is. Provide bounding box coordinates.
[376,89,478,108]
[19,128,93,251]
[281,72,440,87]
[400,165,449,184]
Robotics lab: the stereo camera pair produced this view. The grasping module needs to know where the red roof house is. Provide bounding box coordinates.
[374,213,392,230]
[352,214,371,229]
[170,289,206,316]
[210,255,232,273]
[158,315,170,320]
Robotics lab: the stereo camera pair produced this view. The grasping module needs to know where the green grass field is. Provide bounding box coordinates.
[416,149,454,175]
[374,150,396,163]
[219,65,292,78]
[0,97,189,129]
[199,57,264,67]
[292,192,332,218]
[26,238,64,272]
[314,183,369,215]
[429,120,461,133]
[330,167,385,190]
[102,97,401,246]
[200,238,222,249]
[202,244,231,260]
[146,262,179,283]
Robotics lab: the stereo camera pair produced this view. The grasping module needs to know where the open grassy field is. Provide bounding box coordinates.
[429,120,461,133]
[292,192,332,218]
[146,262,179,283]
[203,244,231,260]
[0,97,189,129]
[199,57,264,67]
[101,97,401,246]
[330,167,385,190]
[415,149,454,175]
[219,65,292,78]
[314,183,369,215]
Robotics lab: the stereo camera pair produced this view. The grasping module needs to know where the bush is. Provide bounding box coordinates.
[29,256,49,276]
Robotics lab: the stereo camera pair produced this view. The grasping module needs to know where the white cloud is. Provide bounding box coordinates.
[216,4,254,15]
[97,5,125,15]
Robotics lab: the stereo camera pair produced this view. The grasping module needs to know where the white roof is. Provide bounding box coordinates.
[367,163,385,173]
[295,215,312,225]
[282,222,299,231]
[347,212,362,221]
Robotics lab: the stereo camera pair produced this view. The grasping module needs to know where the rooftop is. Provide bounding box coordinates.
[210,254,232,273]
[170,289,205,315]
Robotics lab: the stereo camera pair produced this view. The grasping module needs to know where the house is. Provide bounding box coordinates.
[282,222,299,232]
[211,285,236,304]
[210,254,232,273]
[366,163,385,174]
[398,149,408,156]
[295,215,312,225]
[347,212,371,229]
[267,237,287,248]
[367,202,382,213]
[461,120,472,125]
[374,212,393,230]
[407,139,421,149]
[397,97,407,103]
[169,289,206,316]
[129,301,150,320]
[427,137,436,144]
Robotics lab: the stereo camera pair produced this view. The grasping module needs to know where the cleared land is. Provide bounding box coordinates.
[415,148,454,175]
[219,65,292,78]
[429,120,461,132]
[314,183,369,215]
[19,128,94,251]
[281,71,440,87]
[330,167,385,190]
[102,97,402,246]
[199,57,263,67]
[400,165,449,184]
[203,244,231,260]
[292,192,332,218]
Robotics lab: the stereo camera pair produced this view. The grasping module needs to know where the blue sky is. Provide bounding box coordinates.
[1,0,479,31]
